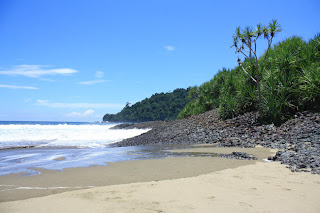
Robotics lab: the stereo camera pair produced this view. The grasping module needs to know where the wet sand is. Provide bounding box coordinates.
[0,146,270,202]
[1,146,319,212]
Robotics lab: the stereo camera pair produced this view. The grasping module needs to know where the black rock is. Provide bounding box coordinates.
[110,110,320,175]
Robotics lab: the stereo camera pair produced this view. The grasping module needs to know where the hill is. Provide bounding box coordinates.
[103,88,190,122]
[178,34,320,126]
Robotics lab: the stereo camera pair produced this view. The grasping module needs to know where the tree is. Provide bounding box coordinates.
[231,20,281,111]
[125,102,131,108]
[103,88,190,122]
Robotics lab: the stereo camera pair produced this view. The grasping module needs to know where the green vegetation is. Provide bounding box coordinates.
[178,33,320,126]
[103,88,190,122]
[103,21,319,126]
[231,20,281,109]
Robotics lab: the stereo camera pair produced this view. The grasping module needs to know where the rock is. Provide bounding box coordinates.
[229,152,257,160]
[110,109,320,175]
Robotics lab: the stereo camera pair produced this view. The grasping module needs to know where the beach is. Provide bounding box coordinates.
[1,146,320,212]
[2,1,319,212]
[1,112,319,212]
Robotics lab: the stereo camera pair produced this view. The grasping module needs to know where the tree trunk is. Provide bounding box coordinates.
[256,67,262,109]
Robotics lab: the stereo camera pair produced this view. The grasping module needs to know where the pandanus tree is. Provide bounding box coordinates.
[231,20,281,112]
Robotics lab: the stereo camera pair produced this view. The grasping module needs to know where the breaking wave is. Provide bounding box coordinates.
[0,122,150,149]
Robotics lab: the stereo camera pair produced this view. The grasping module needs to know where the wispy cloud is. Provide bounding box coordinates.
[65,109,95,117]
[95,71,104,78]
[78,71,107,85]
[36,99,124,109]
[78,79,107,85]
[0,84,39,90]
[0,65,78,78]
[163,45,176,51]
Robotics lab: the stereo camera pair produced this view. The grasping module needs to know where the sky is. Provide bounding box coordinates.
[0,0,319,121]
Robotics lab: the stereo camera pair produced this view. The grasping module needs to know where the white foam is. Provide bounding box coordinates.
[16,186,95,190]
[0,124,150,149]
[0,186,96,192]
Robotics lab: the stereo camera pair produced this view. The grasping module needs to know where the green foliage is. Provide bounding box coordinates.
[299,34,320,110]
[104,33,320,125]
[234,62,257,114]
[103,88,190,122]
[177,98,206,119]
[217,69,238,118]
[179,33,320,125]
[299,65,320,110]
[308,33,320,62]
[260,69,296,125]
[177,68,231,119]
[232,20,282,111]
[218,90,238,119]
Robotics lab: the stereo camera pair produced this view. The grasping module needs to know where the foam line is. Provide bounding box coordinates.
[0,123,150,148]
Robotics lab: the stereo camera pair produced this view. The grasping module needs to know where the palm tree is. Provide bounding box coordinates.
[231,20,281,112]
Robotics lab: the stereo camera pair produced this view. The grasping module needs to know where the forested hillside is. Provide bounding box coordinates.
[103,88,190,122]
[178,34,320,126]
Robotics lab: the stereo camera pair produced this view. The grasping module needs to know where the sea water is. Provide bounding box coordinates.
[0,121,149,149]
[0,121,155,176]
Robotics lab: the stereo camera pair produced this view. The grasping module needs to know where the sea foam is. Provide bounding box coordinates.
[0,123,150,149]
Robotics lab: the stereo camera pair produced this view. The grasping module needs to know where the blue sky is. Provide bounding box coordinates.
[0,0,319,121]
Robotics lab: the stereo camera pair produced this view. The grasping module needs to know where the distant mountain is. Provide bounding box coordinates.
[103,88,190,122]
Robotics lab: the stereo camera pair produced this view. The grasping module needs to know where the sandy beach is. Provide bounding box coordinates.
[1,146,320,212]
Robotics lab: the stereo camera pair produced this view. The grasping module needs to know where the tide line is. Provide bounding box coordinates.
[0,185,95,192]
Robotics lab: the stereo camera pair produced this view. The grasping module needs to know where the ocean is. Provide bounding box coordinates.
[0,121,154,176]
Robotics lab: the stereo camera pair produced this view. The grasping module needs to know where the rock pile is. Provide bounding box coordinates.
[111,110,320,174]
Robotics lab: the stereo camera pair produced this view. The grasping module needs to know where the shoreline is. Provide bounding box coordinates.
[112,109,320,175]
[1,109,319,212]
[1,159,319,213]
[0,146,272,203]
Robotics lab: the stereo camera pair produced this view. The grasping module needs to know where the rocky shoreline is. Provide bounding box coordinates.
[111,110,320,175]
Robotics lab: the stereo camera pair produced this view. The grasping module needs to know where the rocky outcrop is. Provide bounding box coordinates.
[111,110,320,174]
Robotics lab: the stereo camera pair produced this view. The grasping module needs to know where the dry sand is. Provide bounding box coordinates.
[1,146,320,212]
[0,146,270,202]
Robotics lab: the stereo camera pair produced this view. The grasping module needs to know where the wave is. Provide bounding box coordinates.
[0,123,150,149]
[0,185,96,192]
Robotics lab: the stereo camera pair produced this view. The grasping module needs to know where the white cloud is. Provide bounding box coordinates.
[78,71,106,85]
[95,71,104,78]
[36,100,50,105]
[83,109,94,115]
[36,99,124,109]
[0,65,78,78]
[65,109,95,117]
[0,84,39,90]
[78,79,106,85]
[163,45,176,51]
